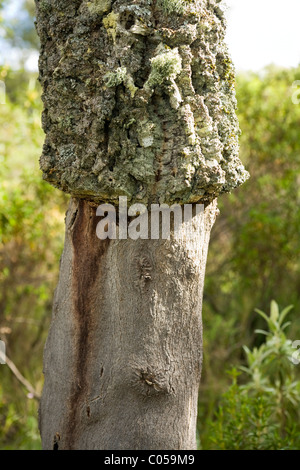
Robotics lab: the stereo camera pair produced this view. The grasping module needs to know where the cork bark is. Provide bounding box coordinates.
[35,0,248,450]
[36,0,247,205]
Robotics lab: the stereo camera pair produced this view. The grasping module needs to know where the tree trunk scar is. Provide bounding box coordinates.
[65,199,110,449]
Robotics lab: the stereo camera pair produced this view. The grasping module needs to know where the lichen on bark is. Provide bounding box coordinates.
[36,0,248,205]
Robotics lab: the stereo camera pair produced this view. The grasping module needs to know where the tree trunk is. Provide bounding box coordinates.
[35,0,248,450]
[39,198,217,450]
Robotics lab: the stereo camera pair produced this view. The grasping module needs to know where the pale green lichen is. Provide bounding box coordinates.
[157,0,193,14]
[104,67,127,87]
[124,74,138,98]
[37,0,249,206]
[87,0,112,15]
[144,46,183,109]
[146,46,182,89]
[103,11,118,42]
[104,67,138,97]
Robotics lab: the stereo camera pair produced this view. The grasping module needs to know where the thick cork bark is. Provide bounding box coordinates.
[36,0,248,205]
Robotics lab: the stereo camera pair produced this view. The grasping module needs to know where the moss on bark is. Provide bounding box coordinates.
[36,0,248,205]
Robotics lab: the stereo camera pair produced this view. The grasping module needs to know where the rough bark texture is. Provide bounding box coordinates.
[39,198,217,450]
[35,0,248,450]
[36,0,248,205]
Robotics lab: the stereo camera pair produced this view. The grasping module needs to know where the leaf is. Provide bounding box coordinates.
[281,321,291,331]
[278,305,294,326]
[254,308,270,324]
[270,300,279,322]
[243,345,251,355]
[239,365,251,375]
[255,329,271,337]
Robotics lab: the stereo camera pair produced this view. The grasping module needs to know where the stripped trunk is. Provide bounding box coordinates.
[39,198,217,450]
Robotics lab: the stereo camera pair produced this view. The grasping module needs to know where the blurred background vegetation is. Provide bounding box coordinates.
[0,0,300,450]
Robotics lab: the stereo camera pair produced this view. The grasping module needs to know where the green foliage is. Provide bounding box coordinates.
[1,0,39,50]
[0,66,40,105]
[200,66,300,447]
[0,384,41,450]
[204,302,300,450]
[0,66,67,450]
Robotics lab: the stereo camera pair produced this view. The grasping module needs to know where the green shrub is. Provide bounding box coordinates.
[0,70,68,449]
[204,301,300,450]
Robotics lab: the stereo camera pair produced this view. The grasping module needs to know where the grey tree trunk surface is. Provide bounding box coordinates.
[35,0,248,450]
[40,199,217,450]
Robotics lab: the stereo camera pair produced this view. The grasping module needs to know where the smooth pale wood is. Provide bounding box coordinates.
[39,198,217,450]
